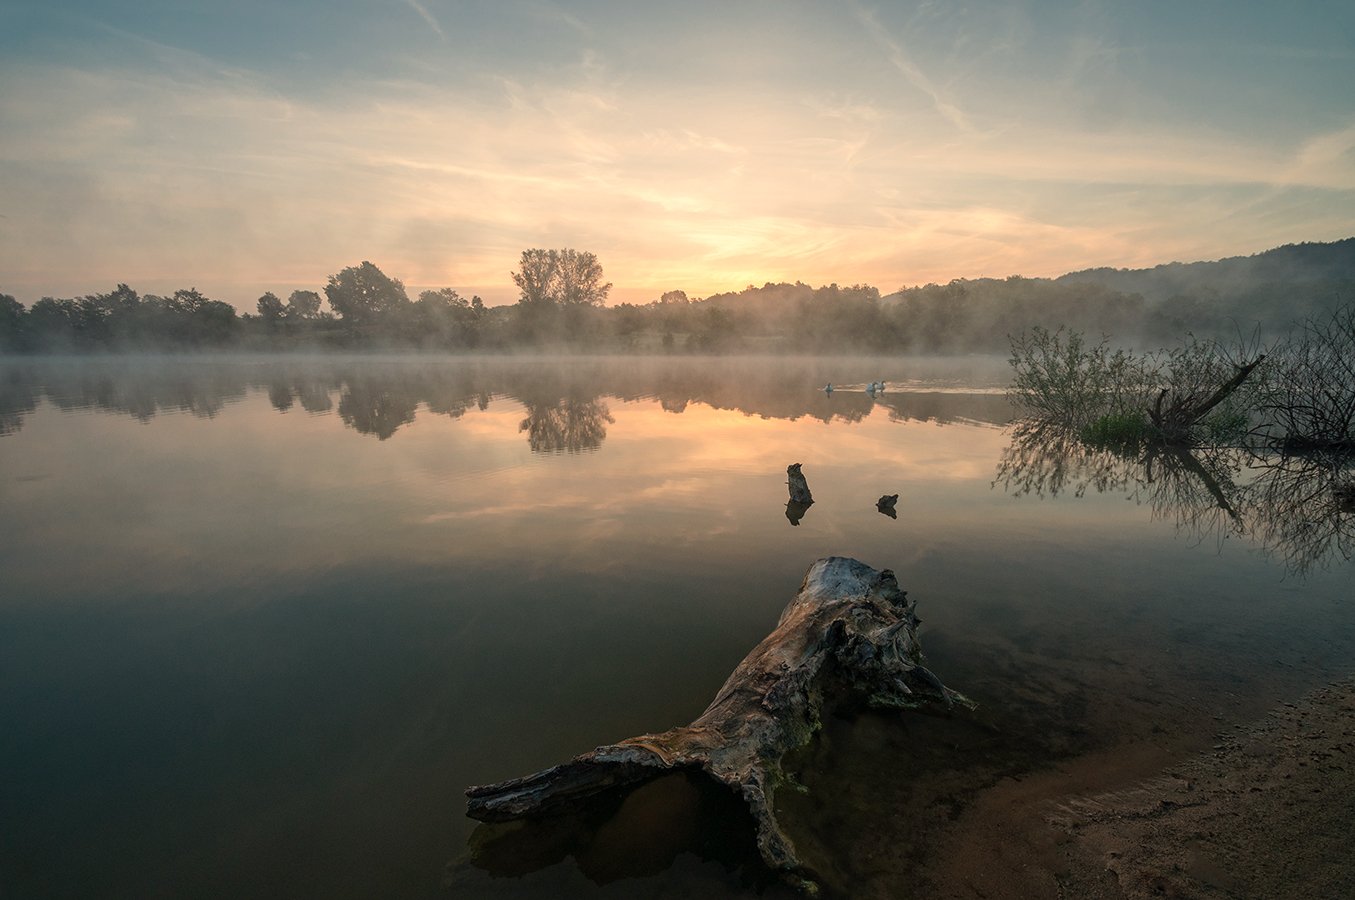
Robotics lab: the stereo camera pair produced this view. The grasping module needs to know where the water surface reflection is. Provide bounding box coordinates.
[997,421,1354,574]
[0,355,1350,899]
[0,355,1014,448]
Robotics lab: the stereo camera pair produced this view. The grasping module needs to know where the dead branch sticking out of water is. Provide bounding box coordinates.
[464,556,968,893]
[1147,355,1265,444]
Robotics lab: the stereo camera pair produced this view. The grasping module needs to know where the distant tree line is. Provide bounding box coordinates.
[3,238,1352,354]
[0,285,239,350]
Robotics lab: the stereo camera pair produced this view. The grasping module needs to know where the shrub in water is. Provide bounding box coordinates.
[1079,411,1151,449]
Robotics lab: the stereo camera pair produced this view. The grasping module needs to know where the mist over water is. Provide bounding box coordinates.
[1,355,1351,899]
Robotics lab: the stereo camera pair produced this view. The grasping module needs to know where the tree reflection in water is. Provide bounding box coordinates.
[0,356,1014,456]
[337,376,420,441]
[295,378,336,414]
[996,421,1353,575]
[0,370,38,436]
[267,379,295,412]
[1246,453,1355,575]
[518,398,614,454]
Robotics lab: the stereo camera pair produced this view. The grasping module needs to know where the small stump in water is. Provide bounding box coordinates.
[787,463,814,505]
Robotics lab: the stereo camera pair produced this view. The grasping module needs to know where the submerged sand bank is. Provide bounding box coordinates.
[1053,678,1355,899]
[912,679,1355,899]
[445,678,1355,898]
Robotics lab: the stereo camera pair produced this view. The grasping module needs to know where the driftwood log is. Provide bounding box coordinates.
[465,557,969,892]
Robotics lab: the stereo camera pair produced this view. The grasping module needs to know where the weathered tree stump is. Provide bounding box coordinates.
[464,557,969,892]
[787,462,814,504]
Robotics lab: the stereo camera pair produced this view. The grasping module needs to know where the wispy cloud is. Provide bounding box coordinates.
[1282,121,1355,189]
[1,3,1351,305]
[524,0,592,37]
[403,0,446,40]
[851,3,975,134]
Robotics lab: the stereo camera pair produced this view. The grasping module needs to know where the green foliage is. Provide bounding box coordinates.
[28,297,81,342]
[1061,238,1355,340]
[511,248,611,308]
[690,306,739,352]
[1156,333,1237,407]
[892,276,1146,352]
[1007,322,1268,450]
[10,284,238,349]
[1201,406,1251,444]
[1008,303,1355,458]
[325,261,410,325]
[791,283,893,351]
[285,290,322,320]
[411,288,482,348]
[504,249,612,346]
[256,291,285,322]
[1079,411,1151,450]
[7,239,1350,357]
[1254,302,1355,450]
[1007,326,1150,428]
[1,293,27,347]
[511,249,557,307]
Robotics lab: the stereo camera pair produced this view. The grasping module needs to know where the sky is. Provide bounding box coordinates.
[1,0,1353,309]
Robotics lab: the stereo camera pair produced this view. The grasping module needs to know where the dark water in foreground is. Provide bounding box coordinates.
[1,355,1351,899]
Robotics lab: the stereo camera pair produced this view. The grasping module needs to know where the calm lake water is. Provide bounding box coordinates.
[2,355,1352,899]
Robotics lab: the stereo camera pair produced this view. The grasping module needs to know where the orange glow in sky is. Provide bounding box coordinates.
[2,2,1352,309]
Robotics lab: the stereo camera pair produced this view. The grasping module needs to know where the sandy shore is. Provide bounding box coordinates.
[913,679,1355,899]
[447,677,1355,898]
[1052,678,1355,899]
